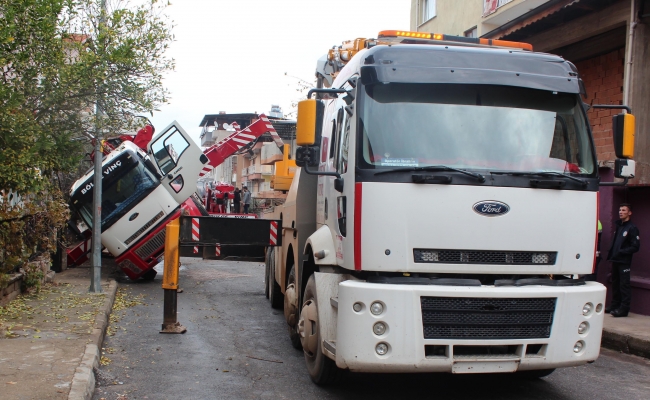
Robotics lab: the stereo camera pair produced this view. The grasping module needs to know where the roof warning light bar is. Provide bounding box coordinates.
[378,30,533,51]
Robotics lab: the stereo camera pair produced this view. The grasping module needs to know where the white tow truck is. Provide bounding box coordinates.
[265,30,637,384]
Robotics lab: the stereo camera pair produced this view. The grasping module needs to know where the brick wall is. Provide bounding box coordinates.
[574,48,625,162]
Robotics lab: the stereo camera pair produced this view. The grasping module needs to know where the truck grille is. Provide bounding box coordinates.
[134,229,166,261]
[125,211,164,245]
[420,297,556,340]
[413,249,557,265]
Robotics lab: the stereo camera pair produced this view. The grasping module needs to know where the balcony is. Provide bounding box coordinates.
[261,143,284,165]
[246,164,263,180]
[483,0,550,25]
[200,129,216,147]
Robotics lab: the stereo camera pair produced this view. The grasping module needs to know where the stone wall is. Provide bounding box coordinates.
[0,254,55,306]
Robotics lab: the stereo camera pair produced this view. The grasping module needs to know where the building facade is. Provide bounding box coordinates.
[198,109,296,213]
[410,0,650,314]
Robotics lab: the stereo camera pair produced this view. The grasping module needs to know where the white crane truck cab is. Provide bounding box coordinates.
[69,121,207,279]
[266,31,636,384]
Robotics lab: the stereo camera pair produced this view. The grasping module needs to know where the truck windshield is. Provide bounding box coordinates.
[72,156,160,230]
[359,83,595,175]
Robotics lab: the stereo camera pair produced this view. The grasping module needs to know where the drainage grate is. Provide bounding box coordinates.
[421,297,556,340]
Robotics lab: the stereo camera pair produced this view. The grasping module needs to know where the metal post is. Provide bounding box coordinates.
[161,218,186,333]
[89,138,103,293]
[89,0,107,293]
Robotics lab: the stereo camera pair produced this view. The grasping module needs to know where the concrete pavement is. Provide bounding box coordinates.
[0,263,117,400]
[602,312,650,359]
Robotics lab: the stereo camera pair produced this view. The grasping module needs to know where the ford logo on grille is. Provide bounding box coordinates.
[473,201,510,217]
[128,212,139,221]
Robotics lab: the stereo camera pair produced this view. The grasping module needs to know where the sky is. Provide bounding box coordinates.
[149,0,411,144]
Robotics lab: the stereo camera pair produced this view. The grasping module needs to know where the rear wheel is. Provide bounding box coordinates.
[284,265,302,350]
[299,275,344,385]
[264,248,271,299]
[268,249,283,309]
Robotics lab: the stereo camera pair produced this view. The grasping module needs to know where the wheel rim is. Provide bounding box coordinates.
[299,299,318,356]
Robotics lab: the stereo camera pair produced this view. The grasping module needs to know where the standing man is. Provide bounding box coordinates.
[233,188,241,214]
[606,203,640,317]
[242,186,251,214]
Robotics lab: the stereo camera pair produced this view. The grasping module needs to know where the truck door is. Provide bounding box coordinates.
[148,121,207,204]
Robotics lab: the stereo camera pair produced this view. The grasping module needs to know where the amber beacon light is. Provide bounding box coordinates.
[378,30,533,51]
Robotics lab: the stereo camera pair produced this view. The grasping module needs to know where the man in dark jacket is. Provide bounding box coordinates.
[233,188,241,213]
[606,203,640,317]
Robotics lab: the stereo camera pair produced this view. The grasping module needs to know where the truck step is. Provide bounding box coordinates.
[323,340,336,355]
[330,297,338,309]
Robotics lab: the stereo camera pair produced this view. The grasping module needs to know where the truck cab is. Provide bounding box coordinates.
[69,121,206,279]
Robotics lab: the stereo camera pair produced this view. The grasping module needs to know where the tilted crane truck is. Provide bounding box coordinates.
[265,30,637,384]
[68,116,287,280]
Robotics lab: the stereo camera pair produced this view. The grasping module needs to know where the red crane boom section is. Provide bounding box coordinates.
[199,114,284,178]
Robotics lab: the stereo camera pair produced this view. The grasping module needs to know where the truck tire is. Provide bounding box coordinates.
[300,275,344,385]
[284,265,302,350]
[516,368,555,379]
[268,249,284,309]
[264,248,272,299]
[141,269,157,281]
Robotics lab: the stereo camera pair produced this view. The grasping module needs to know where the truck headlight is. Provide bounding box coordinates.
[573,341,585,353]
[375,342,389,355]
[532,253,550,264]
[373,322,387,336]
[582,303,593,316]
[370,302,384,316]
[578,322,589,334]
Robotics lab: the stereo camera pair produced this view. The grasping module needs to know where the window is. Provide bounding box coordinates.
[421,0,436,23]
[150,127,190,175]
[359,83,595,175]
[464,27,477,38]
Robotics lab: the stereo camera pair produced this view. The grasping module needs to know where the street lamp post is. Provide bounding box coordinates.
[89,0,107,293]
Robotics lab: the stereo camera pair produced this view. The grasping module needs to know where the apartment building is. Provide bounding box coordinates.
[198,109,296,210]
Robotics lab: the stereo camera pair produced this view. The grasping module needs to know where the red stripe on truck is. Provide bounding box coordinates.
[354,182,362,270]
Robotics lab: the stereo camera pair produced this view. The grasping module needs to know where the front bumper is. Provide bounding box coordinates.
[336,281,605,373]
[116,211,180,279]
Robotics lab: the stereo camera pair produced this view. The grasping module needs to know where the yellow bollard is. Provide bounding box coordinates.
[160,218,186,334]
[162,218,180,290]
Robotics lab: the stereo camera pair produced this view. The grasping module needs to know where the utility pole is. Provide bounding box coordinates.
[89,0,107,293]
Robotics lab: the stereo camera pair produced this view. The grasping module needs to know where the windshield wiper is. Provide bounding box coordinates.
[491,171,588,186]
[375,165,486,182]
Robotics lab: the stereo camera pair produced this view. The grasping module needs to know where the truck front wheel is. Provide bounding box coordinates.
[298,275,344,385]
[141,269,157,281]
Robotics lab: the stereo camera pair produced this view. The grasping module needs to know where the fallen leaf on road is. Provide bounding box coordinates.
[6,381,17,384]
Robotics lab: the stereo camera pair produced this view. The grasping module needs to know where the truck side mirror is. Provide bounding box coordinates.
[614,159,635,179]
[296,99,324,146]
[612,113,635,159]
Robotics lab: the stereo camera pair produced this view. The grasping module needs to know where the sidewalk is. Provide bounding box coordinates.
[0,262,117,400]
[602,312,650,359]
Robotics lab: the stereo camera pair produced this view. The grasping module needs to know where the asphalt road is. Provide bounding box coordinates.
[93,257,650,400]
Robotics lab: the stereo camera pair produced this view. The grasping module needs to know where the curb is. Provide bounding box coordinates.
[68,280,118,400]
[602,329,650,359]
